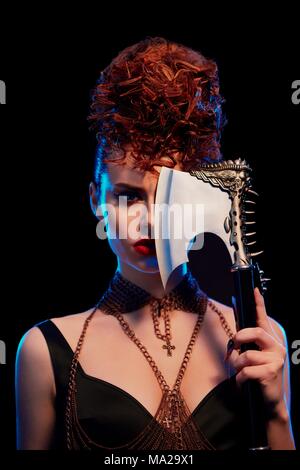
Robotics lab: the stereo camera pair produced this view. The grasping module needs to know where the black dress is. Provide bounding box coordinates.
[37,319,247,450]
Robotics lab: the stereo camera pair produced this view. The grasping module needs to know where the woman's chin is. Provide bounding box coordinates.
[129,254,160,273]
[112,244,160,273]
[136,261,159,273]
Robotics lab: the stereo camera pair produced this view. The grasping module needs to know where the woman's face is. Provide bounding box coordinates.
[90,152,183,274]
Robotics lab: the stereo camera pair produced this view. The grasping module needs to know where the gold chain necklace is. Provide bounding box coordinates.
[151,301,176,356]
[65,271,237,450]
[98,270,211,357]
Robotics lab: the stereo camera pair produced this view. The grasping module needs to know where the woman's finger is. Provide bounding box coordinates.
[235,361,284,387]
[254,287,274,335]
[232,349,275,372]
[233,326,276,351]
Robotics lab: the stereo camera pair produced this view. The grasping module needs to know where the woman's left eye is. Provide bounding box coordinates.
[113,191,140,202]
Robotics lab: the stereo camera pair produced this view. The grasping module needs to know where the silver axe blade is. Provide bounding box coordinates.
[154,159,255,290]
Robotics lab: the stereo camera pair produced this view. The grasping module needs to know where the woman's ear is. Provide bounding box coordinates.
[89,182,99,219]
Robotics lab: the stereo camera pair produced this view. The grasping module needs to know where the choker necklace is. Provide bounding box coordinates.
[97,269,208,357]
[65,269,237,450]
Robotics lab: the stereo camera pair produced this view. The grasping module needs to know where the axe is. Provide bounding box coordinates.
[154,158,270,450]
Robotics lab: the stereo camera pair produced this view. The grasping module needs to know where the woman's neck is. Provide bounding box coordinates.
[116,261,188,299]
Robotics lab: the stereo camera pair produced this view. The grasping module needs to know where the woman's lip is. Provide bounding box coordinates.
[133,243,156,256]
[133,239,155,247]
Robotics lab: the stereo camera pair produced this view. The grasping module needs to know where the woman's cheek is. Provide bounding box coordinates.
[106,205,119,239]
[105,206,133,257]
[108,237,129,260]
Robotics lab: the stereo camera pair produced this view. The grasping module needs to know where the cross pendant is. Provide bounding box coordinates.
[163,341,175,356]
[162,416,172,428]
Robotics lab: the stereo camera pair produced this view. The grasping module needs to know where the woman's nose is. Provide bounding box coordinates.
[147,201,156,239]
[137,200,155,239]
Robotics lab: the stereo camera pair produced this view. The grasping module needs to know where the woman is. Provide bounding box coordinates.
[15,37,296,450]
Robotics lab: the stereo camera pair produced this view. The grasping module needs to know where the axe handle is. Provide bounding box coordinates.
[232,266,270,450]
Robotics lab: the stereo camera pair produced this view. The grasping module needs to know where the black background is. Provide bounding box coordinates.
[0,3,299,460]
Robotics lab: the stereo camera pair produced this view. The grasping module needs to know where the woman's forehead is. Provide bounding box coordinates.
[106,161,160,189]
[105,150,184,188]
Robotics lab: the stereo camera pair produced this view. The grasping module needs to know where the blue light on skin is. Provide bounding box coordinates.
[15,331,27,445]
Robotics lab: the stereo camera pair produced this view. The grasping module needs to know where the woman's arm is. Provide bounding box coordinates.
[264,317,296,450]
[232,288,296,450]
[15,327,56,449]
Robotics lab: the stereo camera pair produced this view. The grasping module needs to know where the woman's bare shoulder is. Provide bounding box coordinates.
[206,297,237,331]
[17,308,110,358]
[17,326,51,363]
[16,326,55,394]
[50,308,97,327]
[50,307,114,329]
[207,297,233,312]
[206,297,287,345]
[49,307,117,347]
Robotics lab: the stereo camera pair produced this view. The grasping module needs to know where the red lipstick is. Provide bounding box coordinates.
[133,239,156,256]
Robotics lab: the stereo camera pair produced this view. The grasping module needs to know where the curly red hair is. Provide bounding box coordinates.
[88,37,225,183]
